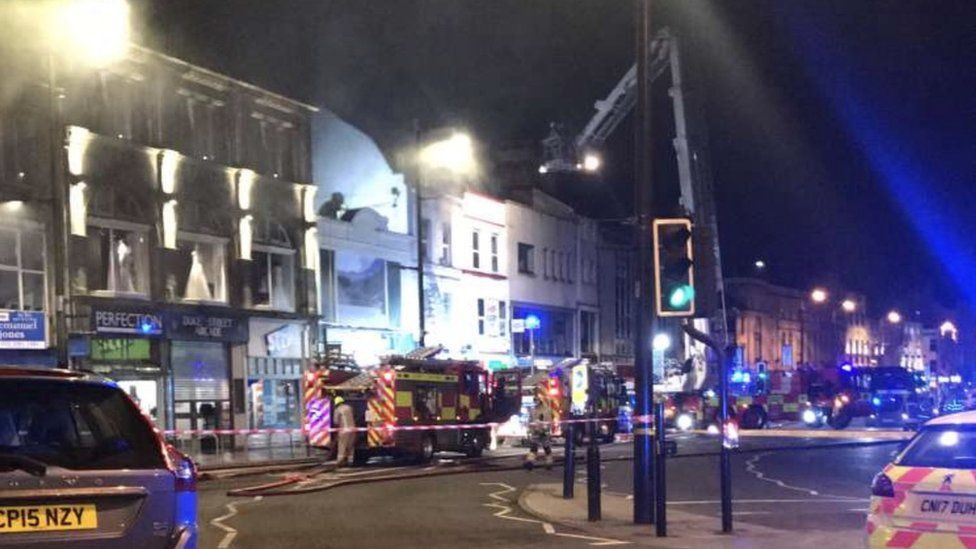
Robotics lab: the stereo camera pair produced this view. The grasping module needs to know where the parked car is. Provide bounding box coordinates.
[0,367,196,548]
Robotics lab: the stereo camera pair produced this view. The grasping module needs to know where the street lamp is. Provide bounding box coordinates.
[413,129,476,347]
[48,0,131,67]
[887,310,902,324]
[581,152,602,173]
[652,333,672,352]
[754,259,766,271]
[810,288,828,304]
[841,299,856,313]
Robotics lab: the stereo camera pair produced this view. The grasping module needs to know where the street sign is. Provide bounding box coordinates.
[0,310,46,349]
[511,319,526,333]
[571,363,588,414]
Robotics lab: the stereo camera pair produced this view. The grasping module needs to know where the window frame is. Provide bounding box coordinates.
[84,218,152,299]
[250,244,297,312]
[168,231,229,305]
[471,230,480,270]
[0,222,46,312]
[517,242,535,275]
[490,233,499,273]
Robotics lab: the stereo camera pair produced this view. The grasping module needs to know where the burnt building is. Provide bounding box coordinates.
[0,39,319,437]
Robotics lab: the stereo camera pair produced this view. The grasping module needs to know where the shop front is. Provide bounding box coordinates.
[83,304,166,426]
[166,310,248,436]
[246,318,308,432]
[0,310,55,366]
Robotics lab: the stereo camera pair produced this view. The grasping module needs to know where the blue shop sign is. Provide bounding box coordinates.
[0,311,47,350]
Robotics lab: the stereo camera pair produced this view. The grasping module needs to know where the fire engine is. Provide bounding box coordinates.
[665,365,837,430]
[823,365,930,429]
[494,360,628,444]
[306,347,513,463]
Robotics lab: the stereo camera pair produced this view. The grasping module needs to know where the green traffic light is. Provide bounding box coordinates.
[668,285,695,309]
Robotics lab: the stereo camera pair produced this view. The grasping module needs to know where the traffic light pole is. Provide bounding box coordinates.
[633,0,657,526]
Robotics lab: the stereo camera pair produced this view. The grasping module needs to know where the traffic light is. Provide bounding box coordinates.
[653,218,695,317]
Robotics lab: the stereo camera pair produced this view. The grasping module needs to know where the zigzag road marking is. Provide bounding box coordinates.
[479,482,629,546]
[210,496,263,549]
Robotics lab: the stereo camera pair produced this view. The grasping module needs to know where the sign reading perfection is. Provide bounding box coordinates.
[93,309,163,336]
[0,311,46,349]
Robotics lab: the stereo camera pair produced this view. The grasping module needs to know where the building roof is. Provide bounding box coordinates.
[131,45,319,113]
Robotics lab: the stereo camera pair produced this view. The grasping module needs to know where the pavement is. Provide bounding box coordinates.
[519,483,860,548]
[196,433,897,548]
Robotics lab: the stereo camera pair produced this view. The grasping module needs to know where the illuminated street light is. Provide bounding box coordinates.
[50,0,131,66]
[940,321,958,340]
[841,299,857,313]
[652,333,672,352]
[887,310,902,324]
[420,132,475,175]
[754,259,766,270]
[810,288,828,304]
[582,152,602,172]
[538,165,548,174]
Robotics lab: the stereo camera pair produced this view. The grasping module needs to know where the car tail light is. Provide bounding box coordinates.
[871,472,894,498]
[166,446,198,492]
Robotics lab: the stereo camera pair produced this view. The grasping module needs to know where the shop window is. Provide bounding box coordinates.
[246,247,295,311]
[164,235,228,304]
[71,223,150,297]
[0,226,45,311]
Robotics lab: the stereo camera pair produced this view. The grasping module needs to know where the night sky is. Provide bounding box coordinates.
[136,0,976,321]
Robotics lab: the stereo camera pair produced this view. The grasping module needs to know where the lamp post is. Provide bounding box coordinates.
[43,0,131,367]
[412,129,475,347]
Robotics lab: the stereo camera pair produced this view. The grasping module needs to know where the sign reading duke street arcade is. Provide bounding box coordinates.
[167,311,248,342]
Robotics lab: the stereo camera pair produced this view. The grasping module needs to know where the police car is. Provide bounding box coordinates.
[867,410,976,547]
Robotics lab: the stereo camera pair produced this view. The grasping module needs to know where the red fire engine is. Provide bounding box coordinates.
[306,347,514,463]
[665,365,837,430]
[494,360,627,444]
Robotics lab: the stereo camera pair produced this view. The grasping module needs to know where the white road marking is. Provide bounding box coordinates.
[478,483,629,546]
[744,453,862,500]
[210,496,263,549]
[733,511,773,516]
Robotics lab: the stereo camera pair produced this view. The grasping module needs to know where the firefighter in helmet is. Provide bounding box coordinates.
[524,394,554,470]
[333,396,356,467]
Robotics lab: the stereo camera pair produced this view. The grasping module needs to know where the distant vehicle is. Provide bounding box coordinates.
[664,365,826,431]
[866,410,976,547]
[0,366,197,548]
[830,366,926,429]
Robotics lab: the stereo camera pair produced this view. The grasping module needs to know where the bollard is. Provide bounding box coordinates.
[587,418,602,521]
[563,422,575,499]
[654,402,667,537]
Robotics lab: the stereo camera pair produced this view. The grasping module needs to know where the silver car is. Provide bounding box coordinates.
[0,367,196,548]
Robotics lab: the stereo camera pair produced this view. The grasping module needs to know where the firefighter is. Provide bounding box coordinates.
[523,396,554,470]
[334,396,356,467]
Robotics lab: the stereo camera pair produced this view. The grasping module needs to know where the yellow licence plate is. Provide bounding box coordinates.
[0,504,97,534]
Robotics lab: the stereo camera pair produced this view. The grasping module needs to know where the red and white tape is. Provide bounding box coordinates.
[161,416,625,437]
